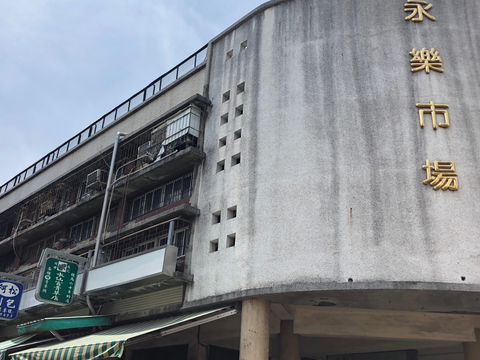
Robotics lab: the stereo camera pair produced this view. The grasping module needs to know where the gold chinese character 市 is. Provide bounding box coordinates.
[410,48,443,73]
[416,101,450,129]
[423,160,458,191]
[405,0,435,22]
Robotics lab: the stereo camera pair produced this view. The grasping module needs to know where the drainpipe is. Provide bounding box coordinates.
[167,220,175,245]
[92,132,126,268]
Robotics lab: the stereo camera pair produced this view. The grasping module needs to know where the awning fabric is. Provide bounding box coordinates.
[0,335,35,360]
[17,317,112,335]
[10,306,236,360]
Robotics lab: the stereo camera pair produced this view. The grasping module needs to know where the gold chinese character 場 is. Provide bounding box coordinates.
[416,101,450,129]
[422,160,458,191]
[410,48,443,73]
[405,0,435,22]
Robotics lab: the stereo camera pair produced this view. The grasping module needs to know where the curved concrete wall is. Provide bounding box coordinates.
[187,0,480,305]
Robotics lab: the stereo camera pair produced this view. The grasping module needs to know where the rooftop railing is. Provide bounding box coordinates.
[0,44,208,197]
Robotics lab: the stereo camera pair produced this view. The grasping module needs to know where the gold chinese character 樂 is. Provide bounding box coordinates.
[410,48,443,73]
[422,160,458,191]
[416,101,450,129]
[405,0,435,22]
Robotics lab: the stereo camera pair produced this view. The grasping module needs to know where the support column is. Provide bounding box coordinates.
[240,298,270,360]
[463,329,480,360]
[279,320,301,360]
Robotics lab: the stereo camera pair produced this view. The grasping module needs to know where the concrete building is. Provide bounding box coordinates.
[0,0,479,359]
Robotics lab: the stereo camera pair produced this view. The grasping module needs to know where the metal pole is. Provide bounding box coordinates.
[167,220,175,245]
[92,132,126,267]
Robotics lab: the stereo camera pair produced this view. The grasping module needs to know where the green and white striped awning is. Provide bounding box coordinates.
[0,335,35,360]
[10,306,237,360]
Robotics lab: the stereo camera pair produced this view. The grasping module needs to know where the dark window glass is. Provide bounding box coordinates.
[152,188,162,210]
[82,219,94,240]
[182,176,192,198]
[175,232,185,256]
[132,198,142,218]
[164,183,173,205]
[70,224,83,242]
[144,192,153,213]
[172,179,182,202]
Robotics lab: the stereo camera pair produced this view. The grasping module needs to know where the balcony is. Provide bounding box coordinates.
[10,217,191,317]
[0,97,208,256]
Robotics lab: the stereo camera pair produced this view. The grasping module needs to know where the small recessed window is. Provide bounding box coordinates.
[222,90,230,103]
[221,113,229,125]
[234,129,242,140]
[212,211,221,224]
[216,160,225,173]
[227,233,236,248]
[226,50,233,59]
[235,105,244,117]
[210,239,219,253]
[240,41,248,51]
[227,206,237,219]
[237,82,245,95]
[231,153,241,167]
[219,137,227,148]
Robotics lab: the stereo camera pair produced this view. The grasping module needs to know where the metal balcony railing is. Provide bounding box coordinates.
[11,105,202,234]
[0,44,208,197]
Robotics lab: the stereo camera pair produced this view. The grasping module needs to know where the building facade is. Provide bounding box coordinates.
[0,0,479,359]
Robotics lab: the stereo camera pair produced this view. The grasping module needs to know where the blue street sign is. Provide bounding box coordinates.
[0,281,23,320]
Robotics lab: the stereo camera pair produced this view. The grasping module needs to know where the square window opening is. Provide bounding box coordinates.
[212,211,221,224]
[216,160,225,173]
[226,50,233,59]
[235,105,244,117]
[227,206,237,219]
[222,90,230,103]
[234,129,242,140]
[221,113,229,125]
[240,41,248,51]
[210,239,219,253]
[237,82,245,95]
[227,234,236,248]
[231,153,241,167]
[219,137,227,148]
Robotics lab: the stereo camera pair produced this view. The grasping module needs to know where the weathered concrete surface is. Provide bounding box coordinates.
[187,0,480,307]
[463,329,480,360]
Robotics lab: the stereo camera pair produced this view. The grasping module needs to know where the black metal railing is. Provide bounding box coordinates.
[11,105,202,234]
[0,44,208,197]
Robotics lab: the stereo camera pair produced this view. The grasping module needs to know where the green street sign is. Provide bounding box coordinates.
[35,258,78,306]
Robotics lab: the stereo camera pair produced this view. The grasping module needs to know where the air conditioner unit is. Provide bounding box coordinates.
[39,201,55,217]
[137,141,156,162]
[86,169,108,190]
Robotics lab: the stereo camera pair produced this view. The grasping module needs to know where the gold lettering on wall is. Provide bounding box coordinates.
[405,1,435,22]
[416,102,450,129]
[423,160,459,191]
[410,48,443,73]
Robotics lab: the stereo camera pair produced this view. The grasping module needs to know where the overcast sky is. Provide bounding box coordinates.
[0,0,266,186]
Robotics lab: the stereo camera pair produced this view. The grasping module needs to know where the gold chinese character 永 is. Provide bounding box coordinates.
[405,0,435,22]
[422,160,458,191]
[410,48,443,73]
[416,101,450,129]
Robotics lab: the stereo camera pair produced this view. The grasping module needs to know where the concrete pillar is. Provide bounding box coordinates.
[279,320,301,360]
[240,298,270,360]
[464,329,480,360]
[188,327,207,360]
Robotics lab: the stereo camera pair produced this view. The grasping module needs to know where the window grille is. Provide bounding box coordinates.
[64,216,97,246]
[22,233,58,264]
[128,172,193,221]
[101,220,189,264]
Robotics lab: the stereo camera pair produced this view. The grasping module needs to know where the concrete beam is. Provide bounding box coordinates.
[293,306,480,342]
